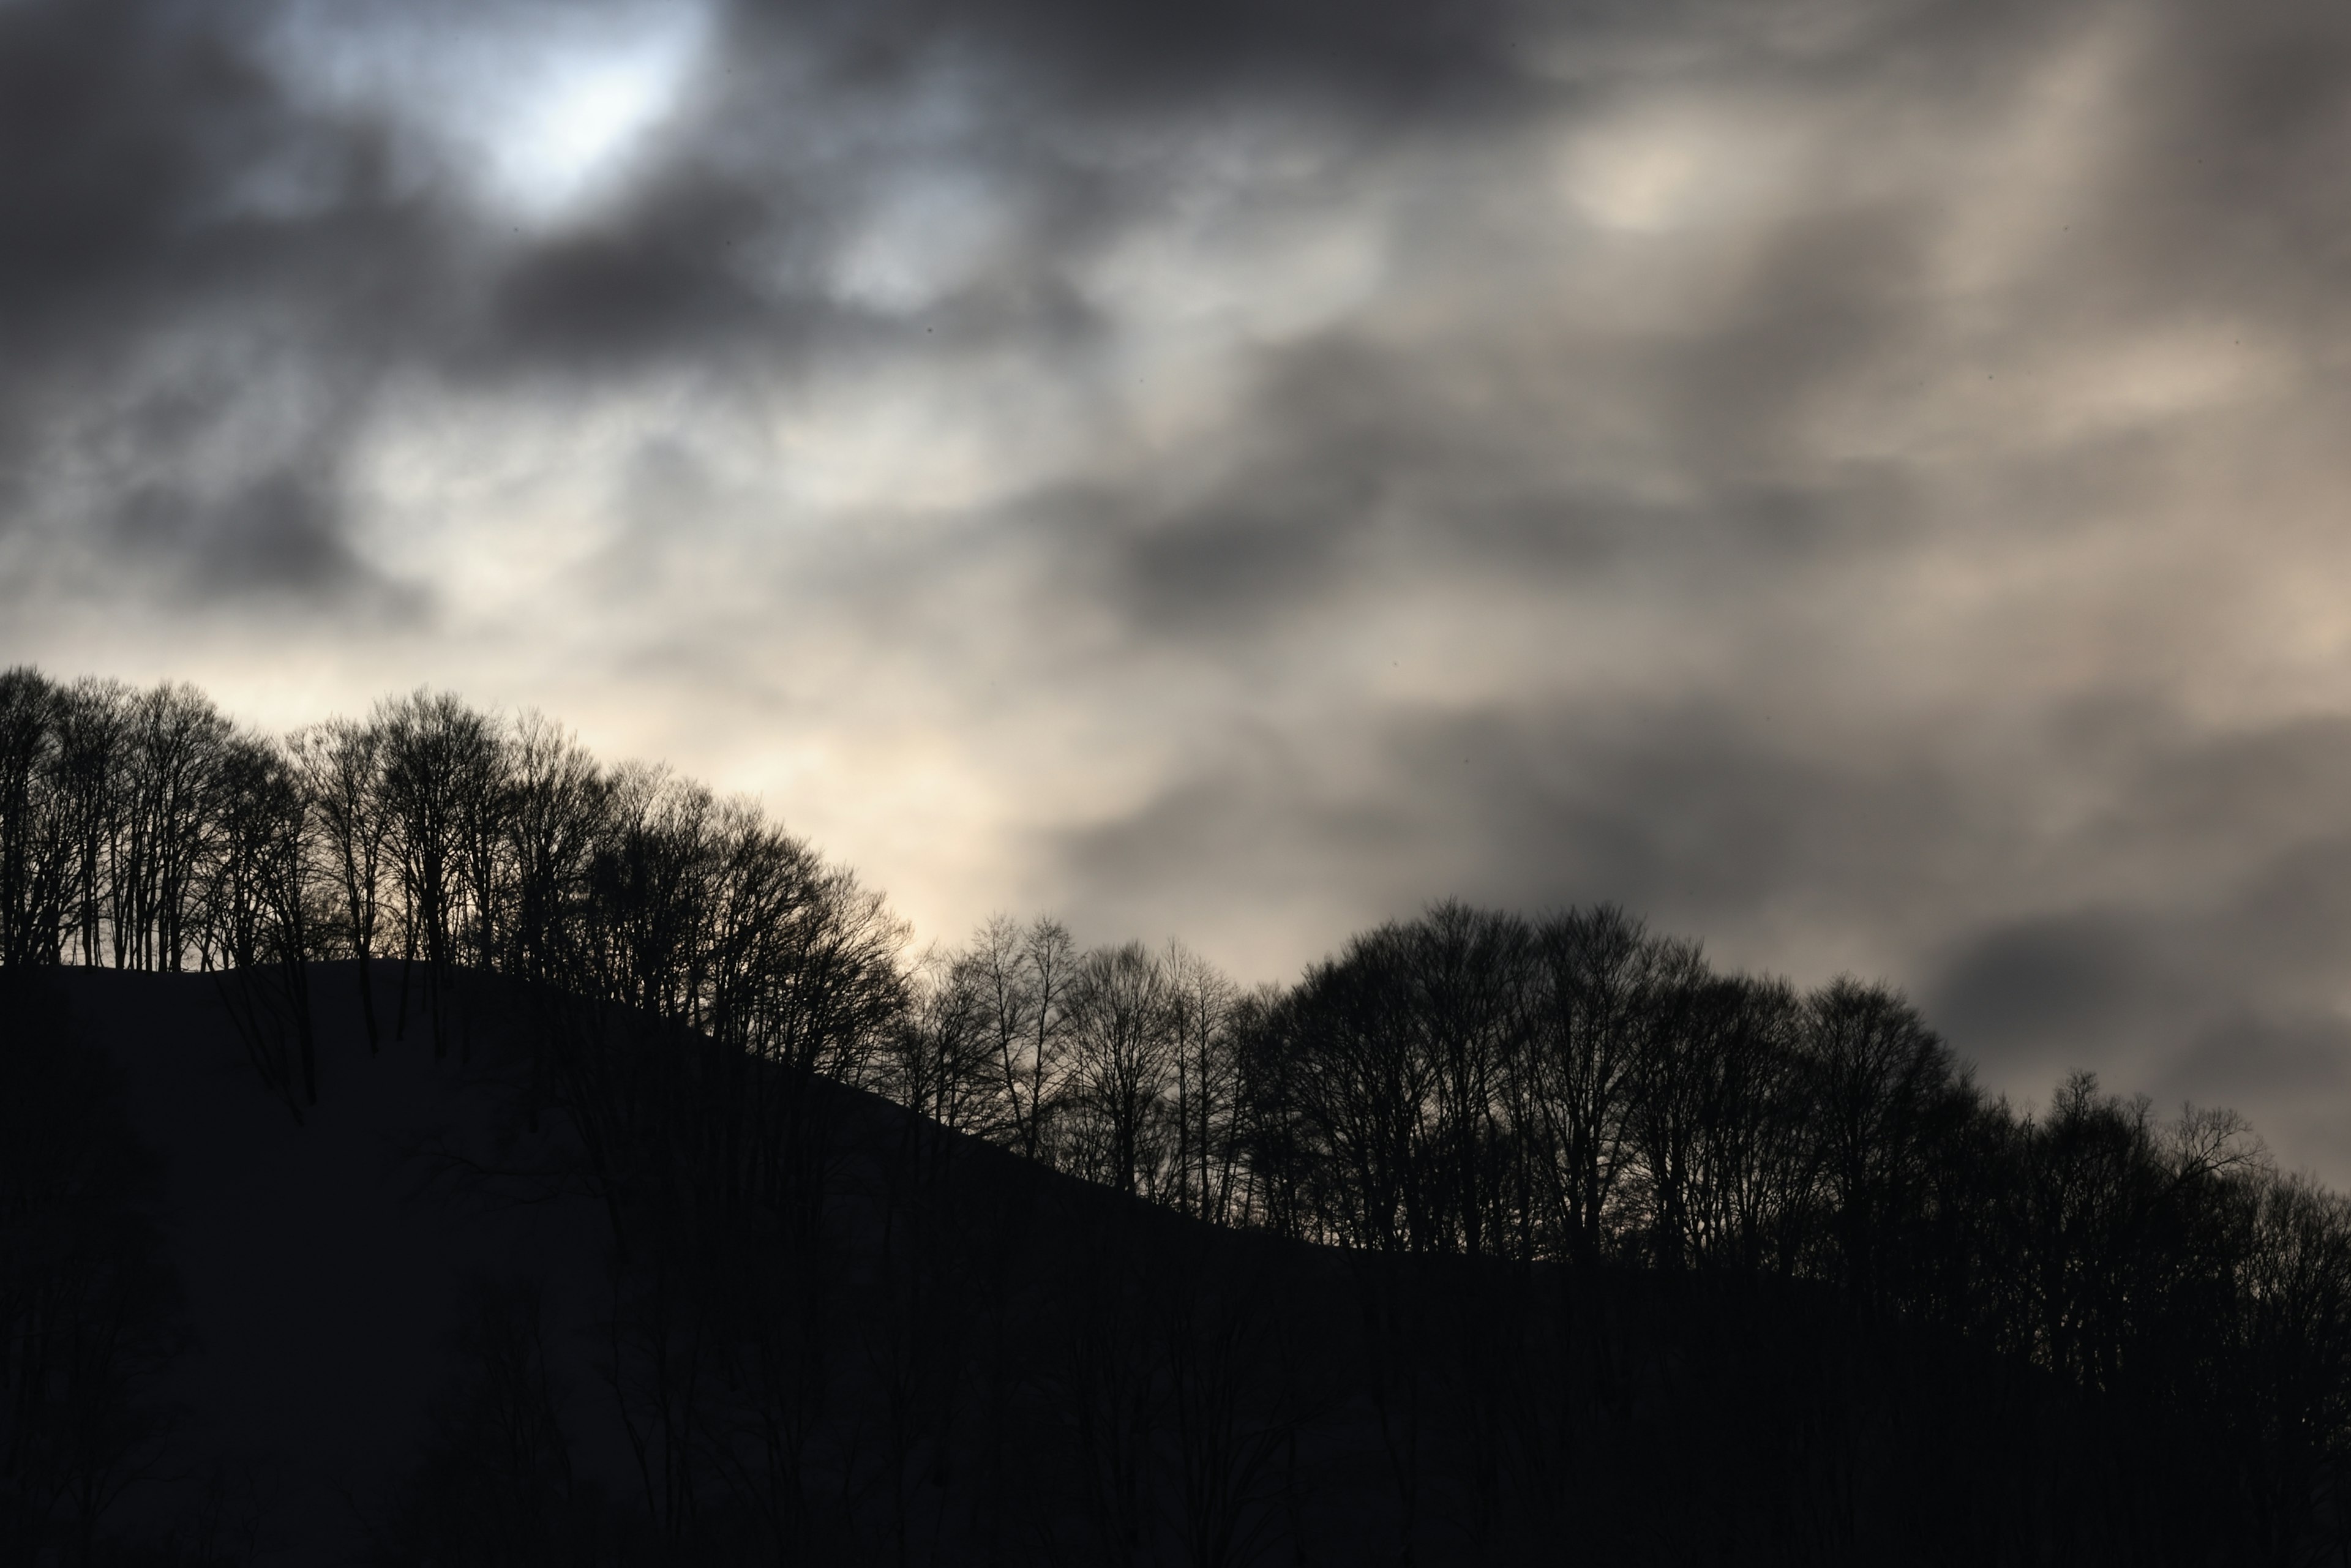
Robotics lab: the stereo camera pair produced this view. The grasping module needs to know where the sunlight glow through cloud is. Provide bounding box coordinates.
[268,0,711,220]
[1554,102,1805,234]
[486,19,704,216]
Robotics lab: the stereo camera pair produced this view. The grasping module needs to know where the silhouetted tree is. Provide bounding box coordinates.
[957,914,1078,1168]
[1164,942,1244,1225]
[1064,942,1177,1201]
[377,690,500,1056]
[1512,905,1676,1266]
[1798,976,1962,1307]
[1628,969,1810,1275]
[290,716,393,1050]
[0,670,65,972]
[113,683,229,973]
[502,711,604,989]
[204,733,320,1113]
[49,681,129,973]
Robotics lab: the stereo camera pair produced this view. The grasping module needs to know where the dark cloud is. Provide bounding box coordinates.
[2114,0,2351,313]
[714,0,1548,126]
[1100,496,1358,634]
[110,467,407,604]
[0,1,463,375]
[1037,321,1914,644]
[2161,1011,2351,1107]
[481,175,788,371]
[1654,200,1943,482]
[1929,910,2181,1074]
[0,0,453,610]
[1051,699,1985,964]
[0,0,271,354]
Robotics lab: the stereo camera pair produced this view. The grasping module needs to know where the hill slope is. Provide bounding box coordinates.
[3,961,2323,1567]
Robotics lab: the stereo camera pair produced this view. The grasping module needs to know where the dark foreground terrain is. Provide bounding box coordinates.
[2,961,2342,1566]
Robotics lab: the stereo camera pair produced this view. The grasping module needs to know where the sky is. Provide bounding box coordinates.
[8,0,2351,1176]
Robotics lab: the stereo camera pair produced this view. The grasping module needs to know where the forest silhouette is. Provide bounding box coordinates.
[4,665,2350,1565]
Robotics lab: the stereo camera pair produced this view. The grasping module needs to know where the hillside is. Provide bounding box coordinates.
[13,962,615,1562]
[8,960,2333,1567]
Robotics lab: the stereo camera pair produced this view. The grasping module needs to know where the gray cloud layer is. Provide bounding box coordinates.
[10,0,2351,1174]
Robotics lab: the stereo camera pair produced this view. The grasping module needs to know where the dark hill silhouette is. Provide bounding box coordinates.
[10,959,2338,1567]
[23,961,617,1562]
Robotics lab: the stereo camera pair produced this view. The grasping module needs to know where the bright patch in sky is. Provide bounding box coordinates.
[269,0,711,220]
[485,19,704,216]
[1550,94,1824,239]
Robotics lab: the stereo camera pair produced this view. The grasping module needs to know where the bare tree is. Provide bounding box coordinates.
[376,691,502,1056]
[2235,1174,2351,1567]
[1392,902,1528,1261]
[1512,906,1682,1266]
[0,669,64,970]
[51,681,129,970]
[958,915,1078,1167]
[1064,942,1177,1200]
[504,711,605,988]
[289,717,392,1049]
[524,789,907,1555]
[1625,969,1807,1273]
[1278,928,1436,1255]
[1801,976,1960,1305]
[1164,941,1243,1225]
[204,733,321,1112]
[888,946,1001,1138]
[110,683,230,973]
[1679,975,1812,1275]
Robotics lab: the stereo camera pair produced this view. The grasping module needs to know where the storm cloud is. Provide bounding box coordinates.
[10,0,2351,1174]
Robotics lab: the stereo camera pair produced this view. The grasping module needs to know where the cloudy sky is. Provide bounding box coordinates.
[9,0,2351,1172]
